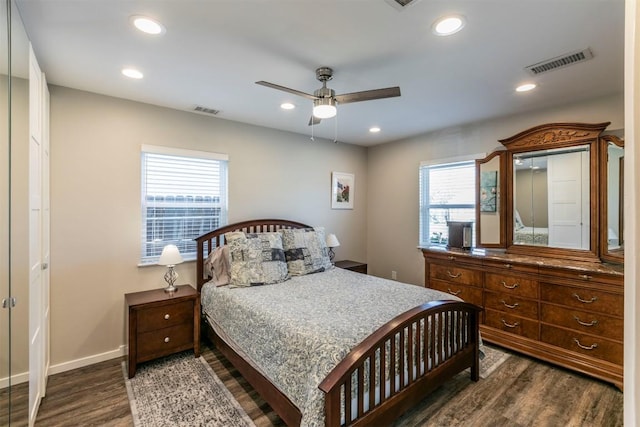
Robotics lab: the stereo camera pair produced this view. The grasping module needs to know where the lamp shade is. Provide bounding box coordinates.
[313,98,337,119]
[326,234,340,248]
[158,244,183,266]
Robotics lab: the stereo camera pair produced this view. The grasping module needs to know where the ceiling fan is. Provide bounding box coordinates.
[256,67,401,126]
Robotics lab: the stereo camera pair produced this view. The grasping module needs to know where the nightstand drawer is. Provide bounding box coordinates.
[137,300,194,333]
[137,323,194,362]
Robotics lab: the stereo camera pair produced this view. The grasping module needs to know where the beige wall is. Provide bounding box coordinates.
[366,93,624,285]
[48,86,368,368]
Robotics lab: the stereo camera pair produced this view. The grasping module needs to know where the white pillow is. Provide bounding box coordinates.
[514,209,525,230]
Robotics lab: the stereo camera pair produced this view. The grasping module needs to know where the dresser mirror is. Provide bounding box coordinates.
[499,122,608,263]
[599,134,624,263]
[475,150,506,247]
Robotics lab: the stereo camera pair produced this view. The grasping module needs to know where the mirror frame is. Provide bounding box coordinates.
[499,122,609,263]
[475,150,507,248]
[599,134,624,264]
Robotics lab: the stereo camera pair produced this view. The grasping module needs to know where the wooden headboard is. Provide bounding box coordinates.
[194,218,311,291]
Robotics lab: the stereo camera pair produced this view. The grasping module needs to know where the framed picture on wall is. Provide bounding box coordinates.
[331,172,354,209]
[480,170,498,212]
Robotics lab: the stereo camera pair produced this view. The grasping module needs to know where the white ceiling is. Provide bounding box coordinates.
[14,0,624,146]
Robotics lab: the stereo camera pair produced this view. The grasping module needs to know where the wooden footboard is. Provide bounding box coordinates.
[319,300,481,427]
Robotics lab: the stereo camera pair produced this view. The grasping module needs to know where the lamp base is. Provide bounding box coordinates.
[163,266,179,293]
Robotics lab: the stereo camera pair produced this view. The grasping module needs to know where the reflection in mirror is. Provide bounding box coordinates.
[513,145,590,249]
[600,134,624,263]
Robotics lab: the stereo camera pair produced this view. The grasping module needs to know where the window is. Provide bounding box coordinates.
[419,160,476,247]
[140,145,228,264]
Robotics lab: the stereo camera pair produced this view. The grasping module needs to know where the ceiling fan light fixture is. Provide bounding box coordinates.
[313,98,337,119]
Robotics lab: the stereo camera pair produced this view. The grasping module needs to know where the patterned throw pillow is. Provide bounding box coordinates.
[280,227,334,276]
[225,231,289,287]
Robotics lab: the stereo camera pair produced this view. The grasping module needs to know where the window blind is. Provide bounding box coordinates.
[419,161,475,247]
[140,147,228,264]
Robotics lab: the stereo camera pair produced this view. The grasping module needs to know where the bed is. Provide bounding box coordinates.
[195,219,481,427]
[513,226,549,245]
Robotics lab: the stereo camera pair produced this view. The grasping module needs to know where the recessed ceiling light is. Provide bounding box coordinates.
[369,126,381,133]
[280,102,295,110]
[131,16,165,35]
[122,68,144,79]
[432,15,466,36]
[516,83,537,92]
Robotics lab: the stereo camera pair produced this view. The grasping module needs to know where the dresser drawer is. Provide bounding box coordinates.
[540,324,623,365]
[484,291,538,320]
[540,304,623,341]
[429,264,482,287]
[485,309,539,340]
[137,323,194,362]
[485,273,538,299]
[539,283,623,317]
[430,279,483,306]
[137,300,194,333]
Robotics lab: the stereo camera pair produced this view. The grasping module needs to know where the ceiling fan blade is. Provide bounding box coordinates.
[308,115,321,126]
[334,86,401,104]
[255,81,317,101]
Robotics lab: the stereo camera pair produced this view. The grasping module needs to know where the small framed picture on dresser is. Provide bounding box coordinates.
[331,172,354,209]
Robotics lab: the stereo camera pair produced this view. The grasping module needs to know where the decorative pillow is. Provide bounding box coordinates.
[514,209,525,230]
[280,227,334,276]
[204,245,230,287]
[225,231,289,287]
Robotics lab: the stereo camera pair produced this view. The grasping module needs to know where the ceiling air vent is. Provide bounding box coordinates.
[193,106,221,115]
[525,48,594,75]
[385,0,422,11]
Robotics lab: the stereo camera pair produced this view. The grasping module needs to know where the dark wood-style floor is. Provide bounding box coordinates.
[2,342,623,427]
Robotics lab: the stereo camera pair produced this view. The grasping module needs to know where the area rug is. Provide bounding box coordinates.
[122,351,255,427]
[479,344,511,379]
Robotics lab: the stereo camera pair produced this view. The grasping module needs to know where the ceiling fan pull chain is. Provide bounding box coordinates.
[310,106,315,141]
[334,113,338,143]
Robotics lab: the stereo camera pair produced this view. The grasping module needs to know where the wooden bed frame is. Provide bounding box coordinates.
[195,219,481,427]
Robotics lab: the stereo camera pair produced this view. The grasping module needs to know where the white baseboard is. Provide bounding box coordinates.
[48,345,127,376]
[0,370,29,388]
[1,346,126,390]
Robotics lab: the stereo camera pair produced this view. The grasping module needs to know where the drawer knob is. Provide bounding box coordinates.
[572,293,597,304]
[573,316,598,327]
[446,270,462,279]
[573,338,598,350]
[448,256,456,261]
[500,319,520,328]
[504,263,513,269]
[164,337,170,343]
[500,300,519,309]
[500,281,519,290]
[164,314,170,320]
[578,274,593,281]
[447,287,462,296]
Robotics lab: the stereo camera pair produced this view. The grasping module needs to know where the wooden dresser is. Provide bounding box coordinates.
[422,247,623,389]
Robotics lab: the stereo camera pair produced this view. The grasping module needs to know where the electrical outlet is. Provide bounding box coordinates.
[391,271,397,280]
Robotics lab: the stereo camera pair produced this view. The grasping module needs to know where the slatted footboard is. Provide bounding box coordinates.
[319,300,481,427]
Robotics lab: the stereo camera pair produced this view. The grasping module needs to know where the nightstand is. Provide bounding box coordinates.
[125,284,200,378]
[335,260,367,274]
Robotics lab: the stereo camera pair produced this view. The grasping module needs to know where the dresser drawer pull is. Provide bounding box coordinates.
[164,337,170,343]
[446,270,462,279]
[447,288,462,296]
[500,319,520,328]
[500,281,519,290]
[573,338,598,350]
[573,316,598,327]
[448,256,456,261]
[578,274,593,280]
[572,293,597,304]
[504,263,513,269]
[500,300,519,309]
[164,314,170,320]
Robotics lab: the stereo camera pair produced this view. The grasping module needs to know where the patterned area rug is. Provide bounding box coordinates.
[122,352,255,427]
[479,345,511,379]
